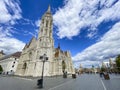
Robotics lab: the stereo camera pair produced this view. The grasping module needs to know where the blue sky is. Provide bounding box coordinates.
[0,0,120,68]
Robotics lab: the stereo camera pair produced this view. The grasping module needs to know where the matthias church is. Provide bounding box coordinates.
[15,6,74,77]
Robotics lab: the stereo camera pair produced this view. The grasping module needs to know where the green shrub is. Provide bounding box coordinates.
[116,55,120,71]
[100,67,106,72]
[0,65,3,72]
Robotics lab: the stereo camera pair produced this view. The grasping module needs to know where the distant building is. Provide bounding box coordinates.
[0,51,21,75]
[0,50,5,58]
[79,64,83,74]
[101,59,117,72]
[102,59,116,69]
[15,6,74,77]
[109,59,116,69]
[102,61,109,68]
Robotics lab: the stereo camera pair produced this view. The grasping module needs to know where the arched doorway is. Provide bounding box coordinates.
[0,65,3,74]
[22,62,27,75]
[62,60,66,73]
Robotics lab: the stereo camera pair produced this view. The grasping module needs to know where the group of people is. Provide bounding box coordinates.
[100,72,110,80]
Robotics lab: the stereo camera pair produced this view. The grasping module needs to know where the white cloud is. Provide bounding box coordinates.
[35,19,41,27]
[74,60,99,68]
[21,19,40,38]
[53,0,120,39]
[0,27,25,54]
[72,22,120,68]
[33,19,41,38]
[0,0,22,24]
[0,37,25,54]
[0,0,25,54]
[87,29,98,38]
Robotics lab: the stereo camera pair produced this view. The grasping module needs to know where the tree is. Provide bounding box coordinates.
[0,65,3,72]
[115,54,120,71]
[100,67,106,72]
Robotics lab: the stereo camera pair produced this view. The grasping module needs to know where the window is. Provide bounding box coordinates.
[12,65,14,68]
[42,19,44,23]
[34,63,36,69]
[29,52,32,60]
[41,29,43,32]
[23,63,27,69]
[44,30,47,35]
[39,38,41,41]
[50,21,52,26]
[46,20,48,27]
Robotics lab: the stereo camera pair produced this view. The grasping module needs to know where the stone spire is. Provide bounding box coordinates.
[47,5,51,13]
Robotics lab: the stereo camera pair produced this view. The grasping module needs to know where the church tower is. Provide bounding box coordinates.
[34,6,54,76]
[38,5,53,38]
[15,5,75,77]
[37,5,54,57]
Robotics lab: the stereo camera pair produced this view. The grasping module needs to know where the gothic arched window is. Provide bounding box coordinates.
[39,38,41,41]
[46,20,48,27]
[62,60,66,73]
[42,19,44,24]
[41,29,43,33]
[29,52,32,60]
[23,63,27,69]
[50,20,52,26]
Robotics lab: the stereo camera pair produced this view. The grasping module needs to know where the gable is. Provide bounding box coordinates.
[26,37,37,49]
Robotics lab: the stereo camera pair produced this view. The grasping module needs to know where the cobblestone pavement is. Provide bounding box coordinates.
[0,74,120,90]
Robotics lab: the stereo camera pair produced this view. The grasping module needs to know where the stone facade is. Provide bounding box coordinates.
[0,52,21,75]
[15,6,74,77]
[0,50,5,58]
[102,59,116,69]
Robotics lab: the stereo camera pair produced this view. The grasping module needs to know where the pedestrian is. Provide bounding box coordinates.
[100,72,103,78]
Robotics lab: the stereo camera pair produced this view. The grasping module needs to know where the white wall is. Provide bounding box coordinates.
[0,57,18,75]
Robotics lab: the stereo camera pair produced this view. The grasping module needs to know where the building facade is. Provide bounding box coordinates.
[101,59,117,72]
[15,6,74,77]
[0,51,21,75]
[0,50,5,58]
[102,59,116,69]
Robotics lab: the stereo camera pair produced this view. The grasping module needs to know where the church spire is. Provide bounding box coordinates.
[47,5,51,12]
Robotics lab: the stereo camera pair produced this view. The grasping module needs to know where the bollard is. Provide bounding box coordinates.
[72,74,76,79]
[103,73,110,80]
[63,73,67,78]
[37,79,43,88]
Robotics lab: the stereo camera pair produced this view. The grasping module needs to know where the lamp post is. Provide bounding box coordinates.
[37,54,48,88]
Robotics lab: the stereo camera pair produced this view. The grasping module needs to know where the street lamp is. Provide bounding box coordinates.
[37,54,48,88]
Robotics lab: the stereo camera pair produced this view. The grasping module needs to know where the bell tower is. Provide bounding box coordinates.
[33,5,54,76]
[36,5,54,60]
[38,5,54,48]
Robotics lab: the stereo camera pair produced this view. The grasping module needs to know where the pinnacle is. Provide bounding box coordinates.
[47,5,51,12]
